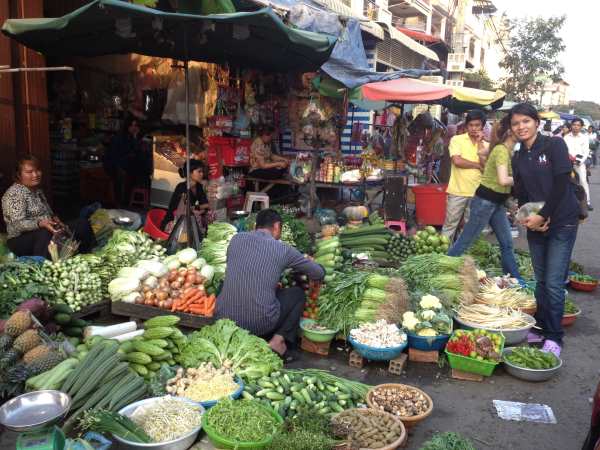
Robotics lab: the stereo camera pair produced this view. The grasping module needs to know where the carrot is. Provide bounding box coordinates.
[205,295,216,314]
[179,293,203,311]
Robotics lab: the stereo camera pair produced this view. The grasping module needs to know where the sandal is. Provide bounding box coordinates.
[541,339,562,358]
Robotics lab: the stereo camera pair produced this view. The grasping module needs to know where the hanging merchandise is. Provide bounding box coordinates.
[391,114,409,161]
[162,66,206,126]
[351,122,364,145]
[232,103,250,137]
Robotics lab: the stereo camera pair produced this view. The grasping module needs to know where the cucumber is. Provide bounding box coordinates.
[53,303,74,315]
[69,318,88,328]
[63,327,83,337]
[54,313,72,325]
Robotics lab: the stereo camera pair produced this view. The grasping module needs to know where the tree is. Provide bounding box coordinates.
[500,16,566,102]
[463,69,496,91]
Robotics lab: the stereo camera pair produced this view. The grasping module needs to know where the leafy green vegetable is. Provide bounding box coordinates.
[274,207,311,254]
[266,409,338,450]
[0,262,50,318]
[179,319,282,380]
[419,432,476,450]
[147,364,176,397]
[206,399,279,442]
[80,409,152,443]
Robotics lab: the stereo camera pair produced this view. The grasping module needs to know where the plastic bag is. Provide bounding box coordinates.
[516,202,545,222]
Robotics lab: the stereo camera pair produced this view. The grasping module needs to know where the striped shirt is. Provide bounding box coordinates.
[215,229,325,336]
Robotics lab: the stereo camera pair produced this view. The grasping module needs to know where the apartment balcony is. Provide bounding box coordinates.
[363,0,393,25]
[387,0,431,19]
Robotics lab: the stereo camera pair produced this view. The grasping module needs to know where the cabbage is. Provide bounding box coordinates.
[200,264,215,282]
[190,257,206,269]
[121,291,142,304]
[177,248,198,265]
[163,255,181,270]
[117,266,149,281]
[136,260,168,278]
[206,222,237,243]
[108,277,141,300]
[143,276,158,289]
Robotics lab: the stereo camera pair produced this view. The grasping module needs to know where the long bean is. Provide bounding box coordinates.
[456,304,533,329]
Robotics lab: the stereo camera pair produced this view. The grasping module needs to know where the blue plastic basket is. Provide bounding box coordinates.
[197,377,244,409]
[407,333,450,351]
[348,335,407,361]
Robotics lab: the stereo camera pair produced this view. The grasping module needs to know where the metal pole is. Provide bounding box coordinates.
[185,60,190,196]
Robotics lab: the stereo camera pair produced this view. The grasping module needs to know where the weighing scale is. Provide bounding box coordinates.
[0,391,71,450]
[15,426,65,450]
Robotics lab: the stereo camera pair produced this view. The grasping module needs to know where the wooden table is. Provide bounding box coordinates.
[111,301,214,329]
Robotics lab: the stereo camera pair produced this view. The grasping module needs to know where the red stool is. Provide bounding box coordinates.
[385,220,407,235]
[129,187,149,209]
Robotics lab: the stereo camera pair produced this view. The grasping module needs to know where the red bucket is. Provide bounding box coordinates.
[412,184,447,226]
[143,209,170,240]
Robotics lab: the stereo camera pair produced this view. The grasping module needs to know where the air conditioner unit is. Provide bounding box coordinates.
[420,75,444,84]
[447,53,466,72]
[445,80,464,87]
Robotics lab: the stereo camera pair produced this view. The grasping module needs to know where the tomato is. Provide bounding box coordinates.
[303,311,310,318]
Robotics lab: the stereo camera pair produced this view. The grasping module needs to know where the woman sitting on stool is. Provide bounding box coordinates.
[2,156,96,259]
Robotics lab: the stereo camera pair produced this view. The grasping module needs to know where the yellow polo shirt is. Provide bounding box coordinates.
[447,133,482,197]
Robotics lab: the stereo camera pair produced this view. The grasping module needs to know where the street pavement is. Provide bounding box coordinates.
[289,168,600,450]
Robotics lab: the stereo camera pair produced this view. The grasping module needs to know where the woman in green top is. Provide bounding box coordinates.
[448,118,522,279]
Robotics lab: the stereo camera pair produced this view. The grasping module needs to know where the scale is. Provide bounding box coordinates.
[16,426,65,450]
[0,391,71,450]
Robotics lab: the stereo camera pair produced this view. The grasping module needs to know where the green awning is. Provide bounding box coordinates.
[1,0,335,72]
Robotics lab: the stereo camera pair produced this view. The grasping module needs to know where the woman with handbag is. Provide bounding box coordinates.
[510,103,581,357]
[160,160,211,233]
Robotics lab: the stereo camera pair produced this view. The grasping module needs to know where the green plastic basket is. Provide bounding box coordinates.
[202,403,283,450]
[445,332,505,377]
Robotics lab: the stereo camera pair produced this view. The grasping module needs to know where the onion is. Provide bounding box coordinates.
[142,286,151,293]
[176,276,185,284]
[164,299,173,309]
[168,270,178,282]
[178,267,187,274]
[185,274,196,284]
[187,267,197,274]
[144,298,154,306]
[159,279,170,289]
[183,281,194,289]
[158,301,166,309]
[171,290,181,299]
[194,275,204,285]
[183,287,195,295]
[144,291,155,300]
[156,291,169,301]
[171,281,182,290]
[135,296,145,305]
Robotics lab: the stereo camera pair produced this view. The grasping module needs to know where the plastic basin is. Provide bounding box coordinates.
[407,333,450,351]
[569,279,598,292]
[300,319,337,343]
[202,403,282,450]
[194,377,244,410]
[348,334,407,361]
[502,348,562,382]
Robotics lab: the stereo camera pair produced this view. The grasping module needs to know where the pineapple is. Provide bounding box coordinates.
[13,330,41,354]
[0,334,13,352]
[8,352,65,383]
[23,345,52,365]
[0,348,22,369]
[4,311,32,337]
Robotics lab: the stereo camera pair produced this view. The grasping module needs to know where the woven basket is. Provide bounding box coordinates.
[332,408,407,450]
[366,383,433,429]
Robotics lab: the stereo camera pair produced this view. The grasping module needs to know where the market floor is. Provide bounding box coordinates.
[285,168,600,450]
[2,175,599,450]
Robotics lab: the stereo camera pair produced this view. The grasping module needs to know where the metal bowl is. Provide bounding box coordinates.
[115,397,204,450]
[454,313,536,346]
[0,390,71,432]
[502,348,563,382]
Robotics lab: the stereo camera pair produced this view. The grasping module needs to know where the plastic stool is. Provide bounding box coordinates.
[244,192,270,213]
[385,220,406,235]
[129,187,150,209]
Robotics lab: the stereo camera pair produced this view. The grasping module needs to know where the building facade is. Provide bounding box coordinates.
[536,79,570,109]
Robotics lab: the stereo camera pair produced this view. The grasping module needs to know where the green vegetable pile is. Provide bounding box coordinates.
[274,207,311,254]
[80,409,152,444]
[570,273,598,283]
[339,224,393,263]
[178,319,282,380]
[419,432,476,450]
[0,262,49,318]
[244,368,370,418]
[205,399,280,443]
[317,271,408,336]
[504,347,560,370]
[199,222,237,289]
[564,299,580,315]
[467,239,534,280]
[265,409,338,450]
[397,254,479,307]
[412,226,450,254]
[387,233,417,262]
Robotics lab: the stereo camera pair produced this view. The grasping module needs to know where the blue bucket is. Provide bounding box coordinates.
[348,335,407,361]
[407,333,450,351]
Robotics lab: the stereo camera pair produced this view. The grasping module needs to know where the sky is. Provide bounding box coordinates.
[493,0,600,103]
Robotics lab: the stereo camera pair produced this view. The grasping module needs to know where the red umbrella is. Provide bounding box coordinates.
[361,78,453,103]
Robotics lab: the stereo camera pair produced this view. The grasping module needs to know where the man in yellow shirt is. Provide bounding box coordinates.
[442,110,489,240]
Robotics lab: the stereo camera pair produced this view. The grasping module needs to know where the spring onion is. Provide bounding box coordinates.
[80,409,152,443]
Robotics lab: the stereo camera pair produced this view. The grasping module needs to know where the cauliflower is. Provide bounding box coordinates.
[420,294,442,310]
[418,309,436,321]
[417,328,437,337]
[402,314,419,331]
